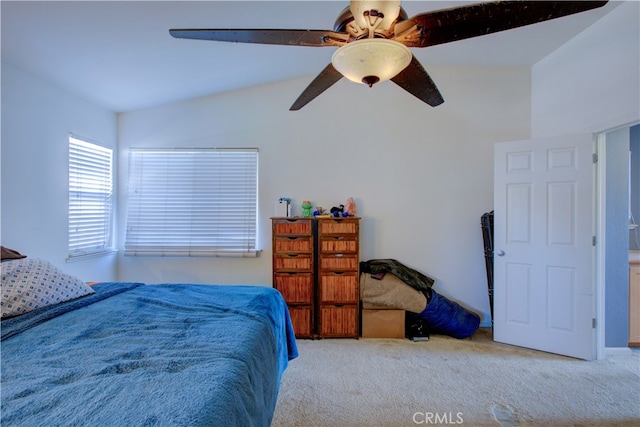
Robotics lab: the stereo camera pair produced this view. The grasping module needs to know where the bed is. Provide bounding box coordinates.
[1,255,298,426]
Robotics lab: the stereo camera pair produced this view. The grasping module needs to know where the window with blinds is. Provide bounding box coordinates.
[68,135,114,258]
[124,148,258,256]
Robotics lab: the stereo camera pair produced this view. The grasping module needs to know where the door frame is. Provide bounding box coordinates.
[495,126,632,360]
[595,132,607,360]
[595,121,640,359]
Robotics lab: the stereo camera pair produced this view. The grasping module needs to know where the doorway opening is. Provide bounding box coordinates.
[595,122,640,358]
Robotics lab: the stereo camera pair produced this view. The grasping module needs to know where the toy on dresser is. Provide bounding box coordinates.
[301,200,313,217]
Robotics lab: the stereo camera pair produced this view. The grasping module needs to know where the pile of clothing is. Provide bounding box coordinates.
[360,259,480,339]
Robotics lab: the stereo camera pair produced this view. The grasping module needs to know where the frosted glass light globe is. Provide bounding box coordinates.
[332,39,412,87]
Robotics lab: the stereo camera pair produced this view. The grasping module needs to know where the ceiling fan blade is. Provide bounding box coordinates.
[169,28,348,47]
[391,56,444,107]
[290,63,343,111]
[394,1,608,48]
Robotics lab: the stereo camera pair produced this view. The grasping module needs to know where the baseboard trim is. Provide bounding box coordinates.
[604,346,633,357]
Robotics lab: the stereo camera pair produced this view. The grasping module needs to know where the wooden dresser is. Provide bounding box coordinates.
[317,217,360,338]
[630,251,640,347]
[271,217,360,338]
[272,217,315,338]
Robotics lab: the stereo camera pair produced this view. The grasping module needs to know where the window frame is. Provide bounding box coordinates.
[68,134,114,259]
[124,147,259,257]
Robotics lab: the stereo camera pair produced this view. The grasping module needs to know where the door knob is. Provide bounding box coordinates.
[496,250,505,257]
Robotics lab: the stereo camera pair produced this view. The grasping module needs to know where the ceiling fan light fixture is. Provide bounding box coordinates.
[331,39,412,87]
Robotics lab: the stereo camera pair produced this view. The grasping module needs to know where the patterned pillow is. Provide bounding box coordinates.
[1,258,95,319]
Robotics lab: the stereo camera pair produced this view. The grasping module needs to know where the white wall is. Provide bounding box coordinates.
[531,1,640,137]
[1,62,118,281]
[117,65,532,325]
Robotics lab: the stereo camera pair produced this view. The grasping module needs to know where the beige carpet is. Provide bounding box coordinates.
[272,329,640,427]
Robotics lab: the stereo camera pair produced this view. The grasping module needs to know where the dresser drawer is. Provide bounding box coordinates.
[318,305,358,337]
[274,273,314,304]
[318,218,358,236]
[319,272,359,303]
[319,236,358,253]
[274,236,313,253]
[319,253,358,271]
[274,253,313,271]
[273,218,313,236]
[287,306,313,338]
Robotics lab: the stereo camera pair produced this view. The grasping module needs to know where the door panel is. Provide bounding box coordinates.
[494,134,595,360]
[505,262,532,324]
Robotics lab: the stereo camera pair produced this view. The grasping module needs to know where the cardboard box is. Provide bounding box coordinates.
[361,309,405,338]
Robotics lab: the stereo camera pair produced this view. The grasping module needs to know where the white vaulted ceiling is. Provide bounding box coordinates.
[0,0,620,112]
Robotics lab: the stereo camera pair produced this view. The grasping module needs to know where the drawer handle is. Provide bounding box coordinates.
[334,254,344,258]
[333,271,345,275]
[287,236,298,241]
[288,253,299,258]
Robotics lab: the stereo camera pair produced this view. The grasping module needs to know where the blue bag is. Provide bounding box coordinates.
[417,289,480,339]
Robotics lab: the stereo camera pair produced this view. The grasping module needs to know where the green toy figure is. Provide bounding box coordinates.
[301,200,313,217]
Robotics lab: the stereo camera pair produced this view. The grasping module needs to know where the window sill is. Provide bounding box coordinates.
[66,249,118,263]
[123,250,261,258]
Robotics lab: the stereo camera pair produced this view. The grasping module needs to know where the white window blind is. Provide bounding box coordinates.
[125,148,258,256]
[68,135,113,258]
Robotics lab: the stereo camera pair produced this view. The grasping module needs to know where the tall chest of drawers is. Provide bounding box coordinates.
[316,217,360,338]
[272,218,315,338]
[272,217,360,338]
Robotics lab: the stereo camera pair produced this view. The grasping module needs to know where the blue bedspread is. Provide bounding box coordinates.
[1,282,298,426]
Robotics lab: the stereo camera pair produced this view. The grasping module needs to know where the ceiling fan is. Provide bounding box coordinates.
[170,0,608,111]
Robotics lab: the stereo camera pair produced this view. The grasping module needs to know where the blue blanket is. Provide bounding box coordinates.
[1,282,298,426]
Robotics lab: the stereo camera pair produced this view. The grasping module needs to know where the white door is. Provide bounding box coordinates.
[493,134,596,360]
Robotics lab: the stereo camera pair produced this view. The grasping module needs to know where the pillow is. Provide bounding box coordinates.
[1,258,95,319]
[1,246,26,261]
